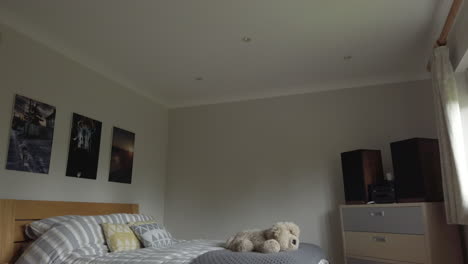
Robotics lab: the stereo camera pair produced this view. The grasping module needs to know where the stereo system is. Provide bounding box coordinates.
[341,138,443,204]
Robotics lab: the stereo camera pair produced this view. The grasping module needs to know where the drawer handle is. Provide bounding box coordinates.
[372,236,386,243]
[369,211,385,217]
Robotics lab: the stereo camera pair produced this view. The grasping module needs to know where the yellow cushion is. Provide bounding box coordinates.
[128,220,157,226]
[101,223,141,252]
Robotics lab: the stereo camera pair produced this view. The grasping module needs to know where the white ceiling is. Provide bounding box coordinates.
[0,0,440,107]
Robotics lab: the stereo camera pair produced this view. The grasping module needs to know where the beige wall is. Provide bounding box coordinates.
[0,24,168,218]
[165,80,437,263]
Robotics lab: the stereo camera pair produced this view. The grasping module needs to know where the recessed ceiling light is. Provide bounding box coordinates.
[195,77,203,81]
[344,55,353,61]
[241,36,252,43]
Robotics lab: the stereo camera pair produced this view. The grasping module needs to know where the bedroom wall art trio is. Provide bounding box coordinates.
[4,94,135,184]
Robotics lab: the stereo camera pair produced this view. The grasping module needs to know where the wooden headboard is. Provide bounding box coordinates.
[0,199,139,264]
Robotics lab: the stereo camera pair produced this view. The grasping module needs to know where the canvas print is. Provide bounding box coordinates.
[109,127,135,184]
[66,113,102,179]
[6,95,56,174]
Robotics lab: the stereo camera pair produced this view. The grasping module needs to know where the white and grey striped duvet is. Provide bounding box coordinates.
[62,240,224,264]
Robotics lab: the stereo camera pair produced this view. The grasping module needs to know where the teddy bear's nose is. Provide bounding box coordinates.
[292,239,297,245]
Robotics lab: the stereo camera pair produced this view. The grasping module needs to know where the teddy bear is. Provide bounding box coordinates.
[225,222,300,253]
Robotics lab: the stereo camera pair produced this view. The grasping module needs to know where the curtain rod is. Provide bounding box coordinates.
[427,0,464,71]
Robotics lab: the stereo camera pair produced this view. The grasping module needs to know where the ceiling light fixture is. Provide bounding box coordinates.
[241,36,252,43]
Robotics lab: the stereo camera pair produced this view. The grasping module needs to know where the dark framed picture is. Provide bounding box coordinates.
[109,127,135,184]
[6,94,56,174]
[65,113,102,179]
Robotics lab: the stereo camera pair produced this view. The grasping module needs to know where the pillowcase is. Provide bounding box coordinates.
[130,223,174,248]
[25,214,154,239]
[17,217,110,264]
[25,215,80,239]
[128,220,157,226]
[101,223,141,252]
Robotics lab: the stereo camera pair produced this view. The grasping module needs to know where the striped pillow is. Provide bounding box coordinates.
[25,215,80,239]
[128,220,156,226]
[25,214,153,239]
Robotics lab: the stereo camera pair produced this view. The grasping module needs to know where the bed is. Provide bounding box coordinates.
[0,199,328,264]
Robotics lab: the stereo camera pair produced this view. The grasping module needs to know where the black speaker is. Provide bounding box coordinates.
[341,149,384,204]
[391,138,443,202]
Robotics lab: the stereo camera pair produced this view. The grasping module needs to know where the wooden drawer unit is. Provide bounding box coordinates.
[340,203,463,264]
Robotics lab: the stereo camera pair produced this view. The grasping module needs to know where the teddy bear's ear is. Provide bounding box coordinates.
[285,222,300,237]
[266,223,283,239]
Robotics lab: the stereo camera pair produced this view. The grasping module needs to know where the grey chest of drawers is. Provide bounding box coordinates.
[340,203,463,264]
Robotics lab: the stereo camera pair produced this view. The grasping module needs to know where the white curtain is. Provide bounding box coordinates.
[431,46,468,224]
